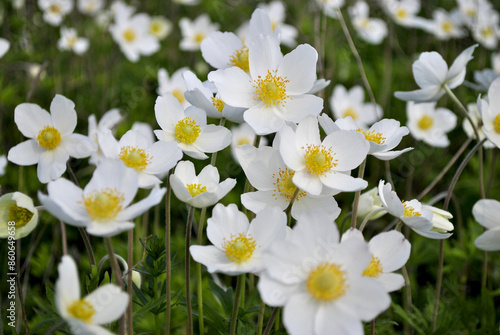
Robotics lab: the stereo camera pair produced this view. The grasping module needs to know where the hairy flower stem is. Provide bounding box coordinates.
[185,205,196,335]
[104,237,125,335]
[127,229,133,335]
[230,274,245,335]
[165,169,173,335]
[60,220,68,255]
[257,300,266,335]
[351,159,366,228]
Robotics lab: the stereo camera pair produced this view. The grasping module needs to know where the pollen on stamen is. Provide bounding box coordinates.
[402,200,421,217]
[307,263,348,301]
[253,70,289,107]
[122,28,136,43]
[362,255,383,278]
[494,114,500,133]
[211,97,225,113]
[303,145,337,176]
[356,128,386,145]
[186,183,207,197]
[82,189,124,221]
[418,115,434,130]
[272,168,306,201]
[222,233,257,263]
[37,125,62,150]
[119,146,152,172]
[229,46,249,73]
[8,205,34,228]
[174,117,201,144]
[68,299,95,324]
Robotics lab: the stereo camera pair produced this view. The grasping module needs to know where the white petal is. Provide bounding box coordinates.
[146,141,182,174]
[190,245,247,275]
[447,44,478,88]
[61,134,97,159]
[257,273,296,306]
[195,125,232,153]
[154,94,185,131]
[320,172,367,193]
[315,304,363,335]
[86,220,135,237]
[377,272,406,292]
[337,277,390,320]
[55,255,81,318]
[292,195,340,221]
[472,199,500,229]
[248,33,282,79]
[235,145,281,190]
[279,126,305,171]
[37,149,68,183]
[394,85,443,102]
[50,94,77,136]
[283,291,318,335]
[117,186,165,221]
[7,140,43,166]
[201,31,243,69]
[475,227,500,251]
[15,103,51,138]
[282,94,323,123]
[247,206,287,249]
[369,230,411,272]
[413,51,448,88]
[293,170,323,195]
[86,284,128,324]
[242,190,289,213]
[278,44,317,95]
[206,203,249,248]
[322,130,369,171]
[208,68,255,108]
[243,104,285,135]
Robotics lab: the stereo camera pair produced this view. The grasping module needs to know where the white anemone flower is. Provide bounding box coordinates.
[315,0,345,19]
[394,44,477,102]
[179,14,219,51]
[77,0,103,15]
[38,159,166,237]
[154,94,232,160]
[57,27,89,55]
[384,0,424,28]
[342,228,411,292]
[38,0,73,26]
[462,103,495,148]
[157,67,191,108]
[279,115,369,196]
[330,85,382,128]
[8,94,97,183]
[0,38,10,58]
[349,1,388,45]
[472,199,500,251]
[479,76,500,148]
[258,212,390,335]
[190,204,287,275]
[406,101,456,147]
[88,109,124,165]
[55,255,128,335]
[209,34,323,135]
[149,16,172,40]
[230,123,268,164]
[0,192,39,240]
[471,9,499,49]
[169,160,236,209]
[236,144,341,221]
[356,186,387,220]
[257,1,298,47]
[426,9,466,40]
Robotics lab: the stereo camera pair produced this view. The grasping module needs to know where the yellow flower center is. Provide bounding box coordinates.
[494,114,500,133]
[465,9,476,17]
[186,183,207,197]
[482,26,494,38]
[49,4,61,14]
[37,126,62,150]
[303,145,337,176]
[272,168,306,201]
[172,89,185,104]
[237,137,251,145]
[8,205,34,228]
[211,97,225,113]
[441,21,453,33]
[254,70,289,107]
[68,299,95,323]
[222,233,257,263]
[119,146,152,172]
[356,128,386,145]
[307,263,348,301]
[362,255,383,278]
[174,117,201,144]
[194,32,205,44]
[150,21,163,35]
[402,201,421,217]
[229,46,249,73]
[67,36,77,47]
[82,189,124,221]
[395,8,408,20]
[122,28,136,43]
[418,115,434,130]
[343,107,358,120]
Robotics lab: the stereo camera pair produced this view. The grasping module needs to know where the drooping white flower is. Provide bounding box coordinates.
[472,199,500,251]
[8,94,97,183]
[179,14,219,51]
[0,38,10,58]
[157,67,191,108]
[478,76,500,148]
[57,27,89,55]
[88,109,124,165]
[77,0,103,15]
[149,16,172,40]
[349,1,388,45]
[170,160,236,209]
[0,192,39,239]
[394,45,478,102]
[406,101,456,147]
[38,0,73,26]
[257,1,298,47]
[330,85,382,128]
[55,255,128,334]
[39,159,166,237]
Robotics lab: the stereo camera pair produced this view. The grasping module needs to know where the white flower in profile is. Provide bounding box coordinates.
[157,67,191,108]
[356,187,386,220]
[394,45,477,102]
[170,160,236,209]
[57,27,89,55]
[179,14,219,51]
[149,16,172,40]
[478,76,500,148]
[190,204,287,275]
[330,85,382,128]
[472,199,500,251]
[349,1,388,45]
[38,159,166,237]
[279,115,369,196]
[406,101,456,147]
[38,0,73,26]
[257,1,298,47]
[8,94,97,183]
[0,192,39,240]
[88,109,124,165]
[154,94,232,160]
[55,255,128,335]
[258,212,390,335]
[77,0,103,15]
[0,38,10,58]
[462,103,495,148]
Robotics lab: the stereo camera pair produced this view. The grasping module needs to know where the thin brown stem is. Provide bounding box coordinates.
[60,220,67,256]
[263,307,280,335]
[185,205,196,335]
[104,237,125,335]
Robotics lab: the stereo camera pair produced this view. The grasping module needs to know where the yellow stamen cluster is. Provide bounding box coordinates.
[172,89,186,104]
[82,189,124,221]
[68,299,95,323]
[49,4,61,14]
[402,201,421,217]
[272,168,305,201]
[229,46,249,73]
[211,97,225,113]
[37,125,62,150]
[194,32,205,44]
[174,117,201,144]
[119,146,152,172]
[186,183,207,197]
[481,27,494,38]
[418,115,434,130]
[494,114,500,133]
[307,263,348,301]
[356,128,386,145]
[343,107,358,120]
[122,28,136,43]
[150,22,162,36]
[303,145,337,176]
[8,205,34,228]
[441,21,453,33]
[222,233,257,263]
[67,36,78,47]
[395,8,408,20]
[254,70,289,107]
[362,255,383,278]
[237,137,252,145]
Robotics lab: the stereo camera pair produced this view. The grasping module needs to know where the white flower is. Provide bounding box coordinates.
[38,159,166,237]
[0,192,39,239]
[38,0,73,26]
[169,160,236,208]
[349,1,388,45]
[471,9,499,49]
[179,14,219,51]
[149,16,172,40]
[154,94,232,160]
[257,1,298,47]
[479,76,500,148]
[77,0,103,15]
[157,67,191,108]
[492,52,500,74]
[279,115,369,196]
[394,45,478,102]
[8,94,97,183]
[330,85,382,128]
[356,187,386,220]
[406,101,456,147]
[88,109,124,165]
[57,27,89,55]
[0,155,6,176]
[209,34,323,135]
[472,199,500,251]
[342,228,411,292]
[462,103,495,148]
[55,255,128,334]
[315,0,345,19]
[190,204,287,275]
[0,38,10,58]
[383,0,424,28]
[173,0,200,5]
[230,123,267,164]
[258,212,390,335]
[425,9,466,40]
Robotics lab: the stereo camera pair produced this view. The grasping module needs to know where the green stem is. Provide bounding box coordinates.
[359,208,386,232]
[127,229,133,335]
[431,240,444,332]
[165,169,173,335]
[59,220,67,256]
[185,205,196,335]
[263,307,279,335]
[402,265,412,335]
[286,188,300,226]
[257,300,266,335]
[351,159,367,229]
[230,274,245,335]
[104,237,125,335]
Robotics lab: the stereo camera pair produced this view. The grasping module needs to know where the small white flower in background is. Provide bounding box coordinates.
[349,1,388,45]
[315,0,345,19]
[426,9,466,40]
[0,192,39,240]
[471,9,499,49]
[77,0,103,15]
[88,109,123,165]
[462,103,495,148]
[157,67,191,108]
[258,212,390,335]
[179,14,219,52]
[38,0,73,26]
[467,68,500,92]
[190,204,287,275]
[154,94,232,160]
[230,123,268,164]
[57,27,89,55]
[383,0,424,28]
[170,160,236,209]
[149,16,172,40]
[330,85,382,128]
[342,229,411,292]
[25,63,47,80]
[39,159,166,237]
[406,101,456,147]
[394,44,477,102]
[478,76,500,148]
[55,255,128,334]
[356,187,386,220]
[0,38,10,58]
[257,1,298,47]
[472,199,500,251]
[0,155,6,176]
[8,94,97,183]
[173,0,200,5]
[455,0,485,27]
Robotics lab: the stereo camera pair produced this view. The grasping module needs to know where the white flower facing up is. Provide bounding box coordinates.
[55,255,128,335]
[57,27,89,55]
[149,16,172,40]
[209,34,323,135]
[330,85,382,128]
[0,192,39,240]
[472,199,500,251]
[38,159,166,237]
[471,8,499,49]
[383,0,425,28]
[478,76,500,148]
[342,229,411,292]
[88,109,124,165]
[154,94,232,160]
[8,94,97,183]
[279,115,369,196]
[157,67,191,108]
[394,44,477,102]
[38,0,73,26]
[426,9,466,40]
[77,0,103,15]
[236,144,341,221]
[348,1,388,45]
[406,101,457,147]
[0,38,10,58]
[170,160,236,209]
[258,212,390,335]
[179,14,219,51]
[190,204,287,275]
